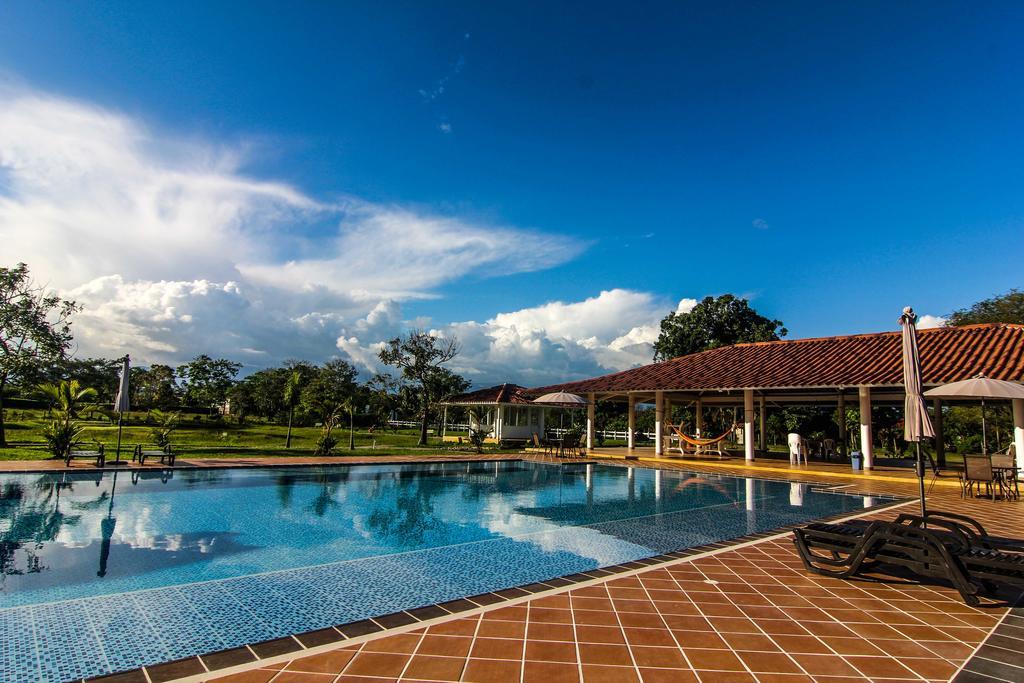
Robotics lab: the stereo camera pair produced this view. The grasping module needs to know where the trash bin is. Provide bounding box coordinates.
[850,451,862,471]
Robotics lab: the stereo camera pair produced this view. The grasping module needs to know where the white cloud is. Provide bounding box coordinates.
[0,82,587,373]
[917,314,947,329]
[676,297,698,314]
[752,218,769,230]
[335,289,684,385]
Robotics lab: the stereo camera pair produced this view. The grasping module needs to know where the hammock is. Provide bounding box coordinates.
[667,423,737,458]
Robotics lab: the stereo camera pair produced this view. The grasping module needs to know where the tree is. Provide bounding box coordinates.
[0,263,79,447]
[378,331,461,446]
[177,355,241,413]
[283,369,304,448]
[37,379,97,459]
[948,289,1024,326]
[37,379,98,418]
[653,294,787,360]
[131,364,179,410]
[300,359,358,423]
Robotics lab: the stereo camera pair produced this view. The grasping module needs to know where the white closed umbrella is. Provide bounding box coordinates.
[924,375,1024,456]
[113,355,130,462]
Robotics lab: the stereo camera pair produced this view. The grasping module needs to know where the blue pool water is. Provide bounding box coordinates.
[0,461,893,681]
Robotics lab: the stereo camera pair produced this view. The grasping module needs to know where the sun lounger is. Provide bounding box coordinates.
[65,444,105,468]
[793,520,983,605]
[132,444,175,466]
[893,510,1024,552]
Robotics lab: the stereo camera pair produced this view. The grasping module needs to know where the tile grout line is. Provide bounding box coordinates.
[603,578,647,682]
[164,500,923,683]
[948,594,1024,681]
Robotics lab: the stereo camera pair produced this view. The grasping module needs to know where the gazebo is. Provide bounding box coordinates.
[450,323,1024,469]
[442,383,546,444]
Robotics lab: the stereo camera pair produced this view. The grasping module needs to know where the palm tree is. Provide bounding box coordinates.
[283,370,303,449]
[38,379,97,418]
[343,396,357,450]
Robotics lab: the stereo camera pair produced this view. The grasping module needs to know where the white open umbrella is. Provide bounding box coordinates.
[532,391,588,406]
[533,392,588,432]
[113,355,130,462]
[924,375,1024,456]
[899,308,934,518]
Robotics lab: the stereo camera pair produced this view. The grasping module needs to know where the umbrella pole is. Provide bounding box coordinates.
[981,399,987,456]
[115,413,123,462]
[915,441,927,520]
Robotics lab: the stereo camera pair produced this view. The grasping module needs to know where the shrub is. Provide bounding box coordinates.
[314,434,338,456]
[42,418,83,459]
[149,410,181,450]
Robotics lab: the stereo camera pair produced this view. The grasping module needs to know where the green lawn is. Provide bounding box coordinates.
[0,411,514,461]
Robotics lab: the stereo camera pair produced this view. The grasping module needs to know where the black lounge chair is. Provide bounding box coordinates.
[793,520,983,605]
[65,444,105,468]
[892,510,1024,551]
[133,444,175,466]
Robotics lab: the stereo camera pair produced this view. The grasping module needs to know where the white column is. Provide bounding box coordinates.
[695,398,703,437]
[1013,399,1024,472]
[859,386,874,470]
[586,393,595,451]
[758,396,767,451]
[838,392,847,460]
[627,394,635,450]
[744,389,755,462]
[494,407,503,442]
[654,390,664,455]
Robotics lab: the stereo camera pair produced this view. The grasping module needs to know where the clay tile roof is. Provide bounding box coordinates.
[528,323,1024,395]
[446,383,533,405]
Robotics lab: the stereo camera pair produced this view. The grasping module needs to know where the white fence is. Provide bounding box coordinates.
[388,421,656,440]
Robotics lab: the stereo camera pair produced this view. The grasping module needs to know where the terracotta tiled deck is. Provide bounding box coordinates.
[6,452,1019,683]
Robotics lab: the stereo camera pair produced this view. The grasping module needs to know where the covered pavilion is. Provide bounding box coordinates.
[454,323,1024,470]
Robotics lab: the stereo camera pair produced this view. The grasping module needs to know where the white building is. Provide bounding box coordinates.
[442,383,546,444]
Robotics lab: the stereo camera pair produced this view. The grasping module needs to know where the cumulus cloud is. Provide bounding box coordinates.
[917,314,947,329]
[334,289,680,385]
[0,82,588,373]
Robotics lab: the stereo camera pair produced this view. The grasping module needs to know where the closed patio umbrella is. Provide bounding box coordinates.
[113,355,130,462]
[899,308,934,518]
[924,376,1024,456]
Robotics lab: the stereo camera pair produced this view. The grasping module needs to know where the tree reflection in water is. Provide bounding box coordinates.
[0,475,85,583]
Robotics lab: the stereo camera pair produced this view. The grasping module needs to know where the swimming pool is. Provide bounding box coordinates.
[0,460,893,681]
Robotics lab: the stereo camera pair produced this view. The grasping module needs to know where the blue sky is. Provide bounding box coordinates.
[1,2,1022,385]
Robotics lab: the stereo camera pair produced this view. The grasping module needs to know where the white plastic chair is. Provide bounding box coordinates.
[787,433,806,466]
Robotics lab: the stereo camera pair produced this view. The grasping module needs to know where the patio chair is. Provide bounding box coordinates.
[787,433,806,466]
[65,444,105,468]
[960,455,1000,501]
[133,444,175,466]
[793,520,982,605]
[991,452,1020,500]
